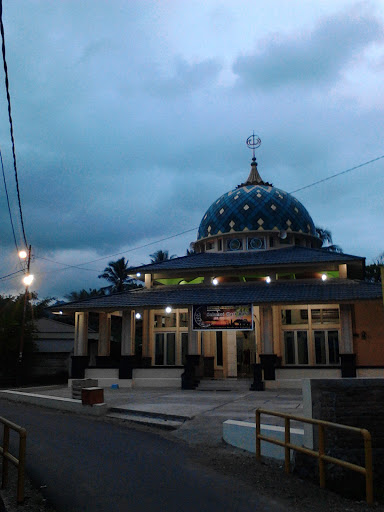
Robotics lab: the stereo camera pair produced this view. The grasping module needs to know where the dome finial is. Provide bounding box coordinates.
[246,132,263,184]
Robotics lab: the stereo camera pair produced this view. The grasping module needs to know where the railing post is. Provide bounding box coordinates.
[284,417,290,474]
[318,424,326,489]
[17,428,27,504]
[2,425,9,489]
[256,409,261,460]
[363,430,373,505]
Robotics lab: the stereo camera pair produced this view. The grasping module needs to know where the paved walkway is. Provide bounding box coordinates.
[12,383,303,446]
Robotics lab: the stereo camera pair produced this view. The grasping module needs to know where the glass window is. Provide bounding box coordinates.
[216,331,223,366]
[218,239,223,251]
[179,312,188,327]
[282,309,308,325]
[155,334,164,365]
[284,331,295,364]
[227,238,243,251]
[154,313,177,328]
[297,331,308,364]
[314,331,326,364]
[328,331,340,364]
[166,333,176,365]
[311,308,339,324]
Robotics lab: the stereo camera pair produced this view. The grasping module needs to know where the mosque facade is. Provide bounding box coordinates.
[56,139,384,388]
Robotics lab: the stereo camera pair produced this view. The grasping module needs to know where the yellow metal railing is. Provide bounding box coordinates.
[0,416,26,504]
[256,409,373,505]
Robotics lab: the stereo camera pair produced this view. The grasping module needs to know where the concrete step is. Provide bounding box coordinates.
[107,411,183,430]
[109,406,191,422]
[197,379,252,392]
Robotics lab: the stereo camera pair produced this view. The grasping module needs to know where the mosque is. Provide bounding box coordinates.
[56,136,384,389]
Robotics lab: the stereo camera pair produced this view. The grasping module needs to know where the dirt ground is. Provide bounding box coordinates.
[1,420,383,512]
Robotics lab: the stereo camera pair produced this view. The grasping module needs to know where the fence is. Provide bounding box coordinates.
[256,408,373,505]
[0,416,26,503]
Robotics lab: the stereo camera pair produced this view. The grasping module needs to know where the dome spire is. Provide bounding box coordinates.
[246,132,263,185]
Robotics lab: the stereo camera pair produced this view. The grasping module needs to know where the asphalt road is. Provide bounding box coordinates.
[0,400,289,512]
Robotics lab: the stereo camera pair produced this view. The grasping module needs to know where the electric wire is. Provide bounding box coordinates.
[0,269,23,280]
[33,153,383,272]
[0,147,19,255]
[0,0,28,247]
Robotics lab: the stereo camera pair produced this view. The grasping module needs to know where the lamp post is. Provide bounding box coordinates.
[17,245,33,385]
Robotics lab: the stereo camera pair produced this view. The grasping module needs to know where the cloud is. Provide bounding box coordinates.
[232,6,383,90]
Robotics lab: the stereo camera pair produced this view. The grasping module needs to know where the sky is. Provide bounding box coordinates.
[0,0,383,299]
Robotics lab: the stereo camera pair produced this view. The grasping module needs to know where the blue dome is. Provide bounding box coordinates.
[197,184,316,240]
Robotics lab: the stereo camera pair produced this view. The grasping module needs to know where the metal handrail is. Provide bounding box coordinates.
[256,408,373,505]
[0,416,26,503]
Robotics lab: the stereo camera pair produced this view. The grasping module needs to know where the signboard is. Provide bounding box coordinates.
[192,304,253,331]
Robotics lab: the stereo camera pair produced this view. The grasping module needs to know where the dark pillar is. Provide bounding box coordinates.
[203,357,214,378]
[259,354,278,381]
[95,356,116,368]
[181,355,202,389]
[249,363,265,391]
[71,356,89,379]
[340,353,356,378]
[119,355,138,379]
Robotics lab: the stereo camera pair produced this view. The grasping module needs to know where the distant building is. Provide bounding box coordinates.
[55,142,384,388]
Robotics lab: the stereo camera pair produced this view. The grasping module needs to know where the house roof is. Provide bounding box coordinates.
[129,246,364,274]
[54,279,382,312]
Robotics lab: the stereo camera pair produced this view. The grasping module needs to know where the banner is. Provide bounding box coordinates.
[192,304,253,331]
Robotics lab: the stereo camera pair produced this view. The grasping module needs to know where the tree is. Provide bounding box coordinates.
[365,252,384,283]
[98,257,135,293]
[315,227,343,253]
[65,288,105,302]
[149,250,177,263]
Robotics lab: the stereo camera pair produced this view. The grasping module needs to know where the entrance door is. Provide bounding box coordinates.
[155,333,176,365]
[236,331,256,377]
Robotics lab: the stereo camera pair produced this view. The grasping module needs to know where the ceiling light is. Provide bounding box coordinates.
[165,306,172,314]
[136,272,141,277]
[266,276,271,283]
[212,278,219,286]
[135,312,142,320]
[321,274,327,281]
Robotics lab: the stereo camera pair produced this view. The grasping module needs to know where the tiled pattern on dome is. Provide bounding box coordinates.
[197,184,316,240]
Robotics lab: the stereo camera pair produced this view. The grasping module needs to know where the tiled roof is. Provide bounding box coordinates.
[55,279,382,311]
[197,184,317,239]
[129,246,364,273]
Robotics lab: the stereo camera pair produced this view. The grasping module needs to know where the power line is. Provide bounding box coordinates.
[27,153,384,274]
[290,155,384,194]
[0,147,19,254]
[0,0,28,247]
[0,269,23,280]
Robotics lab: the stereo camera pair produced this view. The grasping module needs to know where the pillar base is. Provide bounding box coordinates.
[119,355,139,379]
[340,353,356,378]
[71,356,89,379]
[203,357,214,378]
[181,355,202,389]
[259,354,278,381]
[249,363,265,391]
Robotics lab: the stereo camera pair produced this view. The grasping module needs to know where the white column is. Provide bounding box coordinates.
[261,306,274,353]
[188,307,198,354]
[98,312,111,356]
[121,310,134,355]
[74,312,88,356]
[226,331,237,377]
[145,274,152,289]
[340,304,353,353]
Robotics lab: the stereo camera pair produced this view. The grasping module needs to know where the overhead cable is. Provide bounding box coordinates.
[0,0,28,247]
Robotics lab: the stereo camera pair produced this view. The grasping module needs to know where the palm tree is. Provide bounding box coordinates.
[98,257,133,293]
[149,250,177,263]
[365,252,384,283]
[65,288,105,302]
[315,227,343,253]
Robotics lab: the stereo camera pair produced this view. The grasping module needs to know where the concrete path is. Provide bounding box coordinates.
[6,384,303,446]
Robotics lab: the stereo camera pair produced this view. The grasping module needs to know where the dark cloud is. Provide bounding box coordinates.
[232,7,382,90]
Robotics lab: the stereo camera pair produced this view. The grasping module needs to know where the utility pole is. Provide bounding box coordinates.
[17,245,32,385]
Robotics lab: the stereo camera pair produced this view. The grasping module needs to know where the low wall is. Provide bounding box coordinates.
[299,378,384,499]
[223,420,304,460]
[0,390,107,416]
